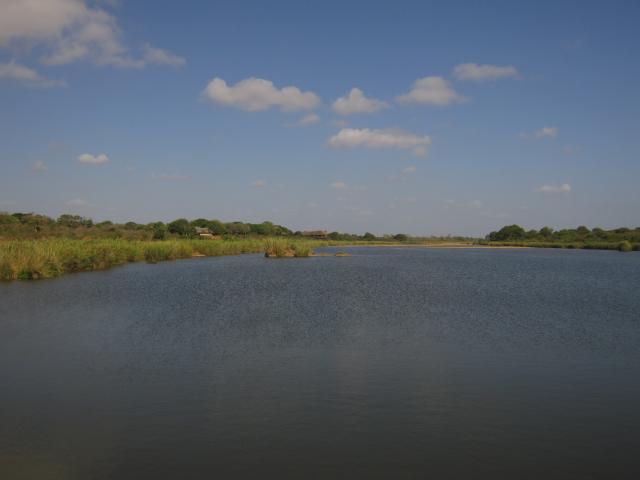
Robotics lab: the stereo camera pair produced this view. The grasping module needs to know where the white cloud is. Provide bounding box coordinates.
[77,153,109,165]
[328,128,431,156]
[396,76,463,106]
[537,183,571,193]
[0,0,183,69]
[401,165,416,174]
[521,126,559,139]
[0,61,66,88]
[535,126,558,138]
[141,44,186,67]
[453,63,519,81]
[297,113,320,125]
[330,181,347,189]
[65,197,88,207]
[332,88,388,115]
[202,77,320,112]
[31,160,48,172]
[250,179,266,188]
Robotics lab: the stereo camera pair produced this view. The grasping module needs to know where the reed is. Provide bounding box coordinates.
[0,237,324,280]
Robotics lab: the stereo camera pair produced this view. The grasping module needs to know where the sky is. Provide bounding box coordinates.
[1,0,639,236]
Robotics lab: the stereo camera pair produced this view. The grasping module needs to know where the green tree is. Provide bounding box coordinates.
[167,218,194,237]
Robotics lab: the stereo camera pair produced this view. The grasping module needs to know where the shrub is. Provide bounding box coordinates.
[618,241,632,252]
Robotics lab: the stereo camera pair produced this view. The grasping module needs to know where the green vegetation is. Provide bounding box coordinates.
[263,239,316,258]
[485,225,640,251]
[0,238,296,280]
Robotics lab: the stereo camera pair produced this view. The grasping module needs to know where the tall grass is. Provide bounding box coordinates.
[263,238,315,257]
[0,237,325,280]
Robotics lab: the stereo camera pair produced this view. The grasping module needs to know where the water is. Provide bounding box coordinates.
[1,247,639,479]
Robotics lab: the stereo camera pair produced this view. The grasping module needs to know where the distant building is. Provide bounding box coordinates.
[302,230,328,239]
[194,226,219,239]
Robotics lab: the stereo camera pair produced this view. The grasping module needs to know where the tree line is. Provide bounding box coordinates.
[486,224,640,251]
[0,212,422,242]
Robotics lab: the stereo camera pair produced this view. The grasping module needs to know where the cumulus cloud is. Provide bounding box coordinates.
[250,179,266,188]
[537,183,571,193]
[202,77,320,112]
[0,61,66,88]
[0,0,184,69]
[453,63,519,81]
[396,76,463,106]
[521,126,559,139]
[328,128,431,156]
[77,153,109,165]
[31,160,48,172]
[330,181,347,190]
[332,88,389,115]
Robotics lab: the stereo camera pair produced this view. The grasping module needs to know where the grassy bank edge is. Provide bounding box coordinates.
[1,238,637,281]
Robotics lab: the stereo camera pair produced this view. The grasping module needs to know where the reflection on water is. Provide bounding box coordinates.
[1,248,639,478]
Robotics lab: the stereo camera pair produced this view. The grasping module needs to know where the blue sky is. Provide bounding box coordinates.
[1,0,639,235]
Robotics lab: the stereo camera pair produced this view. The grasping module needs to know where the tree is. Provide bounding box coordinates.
[191,218,210,228]
[167,218,194,237]
[489,225,526,241]
[208,220,226,235]
[226,222,251,236]
[539,226,553,237]
[363,232,376,240]
[393,233,408,242]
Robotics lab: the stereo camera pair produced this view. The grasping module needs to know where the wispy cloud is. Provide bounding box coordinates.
[141,44,186,67]
[328,128,431,156]
[537,183,571,193]
[453,63,519,81]
[396,76,463,106]
[77,153,109,165]
[202,77,320,112]
[65,197,88,207]
[31,160,48,172]
[332,88,388,115]
[296,113,320,126]
[520,126,559,139]
[0,61,66,88]
[250,179,267,188]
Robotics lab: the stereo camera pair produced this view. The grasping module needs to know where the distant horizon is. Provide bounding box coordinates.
[2,0,639,236]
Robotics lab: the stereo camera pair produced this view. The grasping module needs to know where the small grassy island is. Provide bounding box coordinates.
[0,212,637,280]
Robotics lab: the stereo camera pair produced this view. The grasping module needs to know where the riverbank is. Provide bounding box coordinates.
[485,240,639,251]
[0,238,331,281]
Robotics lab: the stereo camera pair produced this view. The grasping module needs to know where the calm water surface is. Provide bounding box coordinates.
[1,247,639,479]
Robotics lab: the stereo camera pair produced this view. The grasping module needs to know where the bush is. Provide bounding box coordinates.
[618,241,632,252]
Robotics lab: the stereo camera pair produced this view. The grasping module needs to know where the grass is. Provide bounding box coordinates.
[0,238,321,281]
[0,237,331,280]
[263,238,315,258]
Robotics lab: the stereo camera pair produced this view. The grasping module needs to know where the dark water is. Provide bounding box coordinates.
[1,247,640,479]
